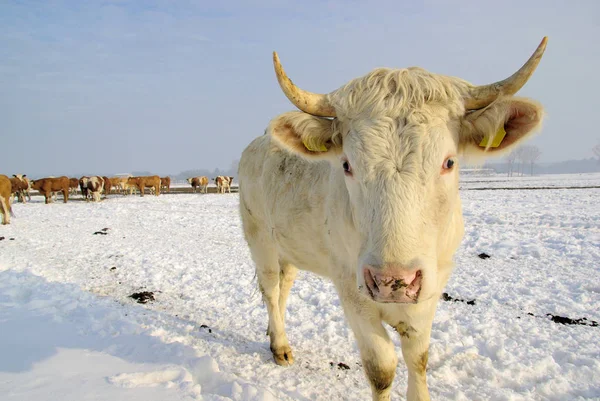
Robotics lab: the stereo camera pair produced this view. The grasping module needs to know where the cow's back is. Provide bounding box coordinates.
[51,176,69,191]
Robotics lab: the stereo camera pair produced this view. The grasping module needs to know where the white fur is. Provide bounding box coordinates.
[239,66,544,401]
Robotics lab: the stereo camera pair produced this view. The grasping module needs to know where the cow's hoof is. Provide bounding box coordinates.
[271,346,294,366]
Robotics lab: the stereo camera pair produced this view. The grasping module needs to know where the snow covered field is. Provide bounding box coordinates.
[460,172,600,189]
[1,175,599,401]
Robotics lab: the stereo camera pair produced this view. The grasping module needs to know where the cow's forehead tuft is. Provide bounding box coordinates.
[330,67,468,120]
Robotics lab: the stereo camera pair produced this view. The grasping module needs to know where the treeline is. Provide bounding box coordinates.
[486,157,600,175]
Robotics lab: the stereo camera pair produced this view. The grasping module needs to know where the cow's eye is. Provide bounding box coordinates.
[342,159,352,176]
[442,157,455,171]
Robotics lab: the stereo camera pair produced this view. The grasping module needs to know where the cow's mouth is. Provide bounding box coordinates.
[363,268,422,304]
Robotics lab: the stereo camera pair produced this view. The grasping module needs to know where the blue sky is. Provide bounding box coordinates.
[1,0,599,176]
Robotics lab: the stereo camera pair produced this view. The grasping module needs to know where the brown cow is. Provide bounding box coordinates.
[69,178,79,195]
[10,175,28,203]
[79,176,90,200]
[31,176,70,204]
[102,176,111,197]
[187,176,200,193]
[214,176,231,194]
[125,177,138,195]
[0,175,13,224]
[187,176,209,193]
[12,174,32,202]
[129,176,160,197]
[143,175,161,196]
[110,176,128,194]
[160,177,171,194]
[13,174,30,201]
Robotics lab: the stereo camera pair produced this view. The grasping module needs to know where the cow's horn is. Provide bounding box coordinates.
[273,52,337,117]
[465,37,548,110]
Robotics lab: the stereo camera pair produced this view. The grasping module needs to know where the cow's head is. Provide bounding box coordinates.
[269,38,547,304]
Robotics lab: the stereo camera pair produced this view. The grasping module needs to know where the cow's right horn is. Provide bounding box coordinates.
[273,52,337,117]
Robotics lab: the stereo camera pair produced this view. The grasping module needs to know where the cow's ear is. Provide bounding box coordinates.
[269,111,342,160]
[459,98,544,157]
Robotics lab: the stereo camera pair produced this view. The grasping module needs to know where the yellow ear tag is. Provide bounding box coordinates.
[302,137,328,152]
[479,126,507,148]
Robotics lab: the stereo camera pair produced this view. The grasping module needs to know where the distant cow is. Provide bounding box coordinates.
[13,174,30,202]
[102,176,111,197]
[214,176,232,194]
[160,177,171,194]
[87,176,104,202]
[69,178,79,195]
[187,176,209,193]
[129,175,160,197]
[31,176,70,204]
[12,174,32,202]
[110,177,128,194]
[0,175,13,224]
[79,176,90,200]
[10,175,28,203]
[125,177,138,195]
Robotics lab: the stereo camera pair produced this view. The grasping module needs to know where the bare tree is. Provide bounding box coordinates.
[521,145,542,175]
[504,151,519,177]
[511,146,527,176]
[594,141,600,163]
[229,159,240,176]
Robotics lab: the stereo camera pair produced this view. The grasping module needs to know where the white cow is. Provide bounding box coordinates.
[238,38,548,401]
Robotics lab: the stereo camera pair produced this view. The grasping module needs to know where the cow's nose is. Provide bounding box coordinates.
[362,264,422,304]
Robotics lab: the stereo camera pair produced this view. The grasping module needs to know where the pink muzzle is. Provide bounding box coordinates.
[363,266,422,303]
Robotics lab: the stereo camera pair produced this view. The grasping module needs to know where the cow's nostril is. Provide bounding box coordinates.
[363,268,377,297]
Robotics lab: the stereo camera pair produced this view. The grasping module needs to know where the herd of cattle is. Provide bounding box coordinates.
[0,174,235,224]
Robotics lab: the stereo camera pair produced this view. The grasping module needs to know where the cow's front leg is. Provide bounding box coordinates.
[395,304,436,401]
[255,254,294,366]
[338,290,398,401]
[277,262,297,327]
[398,326,431,401]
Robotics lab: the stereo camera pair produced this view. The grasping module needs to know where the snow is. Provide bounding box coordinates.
[1,174,599,400]
[460,172,600,189]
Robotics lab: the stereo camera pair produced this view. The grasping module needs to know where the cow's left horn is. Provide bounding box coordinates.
[465,37,548,110]
[273,52,337,117]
